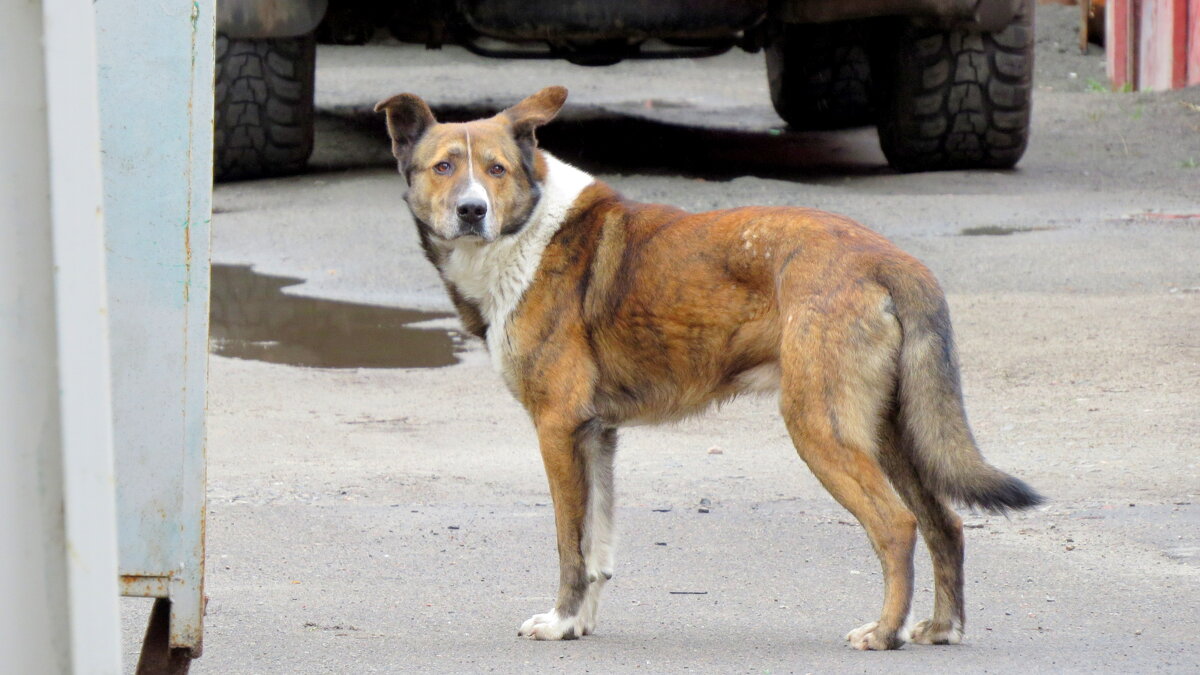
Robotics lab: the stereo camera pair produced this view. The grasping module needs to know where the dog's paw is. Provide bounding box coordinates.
[845,621,904,651]
[909,618,963,645]
[518,609,588,640]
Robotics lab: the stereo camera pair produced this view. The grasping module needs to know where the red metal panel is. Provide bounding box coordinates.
[1171,0,1187,88]
[1108,0,1132,89]
[1138,0,1168,90]
[1109,0,1198,90]
[1185,0,1195,84]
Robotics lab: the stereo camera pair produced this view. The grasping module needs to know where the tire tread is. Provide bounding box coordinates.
[766,21,875,131]
[872,0,1034,172]
[214,34,316,181]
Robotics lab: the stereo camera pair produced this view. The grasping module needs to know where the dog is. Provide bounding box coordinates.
[375,86,1043,650]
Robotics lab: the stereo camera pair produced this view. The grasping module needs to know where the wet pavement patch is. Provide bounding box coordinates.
[960,225,1057,236]
[209,264,462,368]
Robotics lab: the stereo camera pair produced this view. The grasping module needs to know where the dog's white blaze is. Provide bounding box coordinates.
[462,129,495,238]
[441,152,594,387]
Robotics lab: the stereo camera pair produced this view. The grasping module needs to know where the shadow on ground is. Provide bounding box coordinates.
[316,103,893,182]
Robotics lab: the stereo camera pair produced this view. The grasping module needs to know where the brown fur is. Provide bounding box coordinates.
[376,87,1042,649]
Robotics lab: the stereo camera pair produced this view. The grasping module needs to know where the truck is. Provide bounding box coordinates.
[215,0,1033,180]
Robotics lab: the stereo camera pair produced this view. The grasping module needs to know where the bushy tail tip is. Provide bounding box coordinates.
[954,474,1044,515]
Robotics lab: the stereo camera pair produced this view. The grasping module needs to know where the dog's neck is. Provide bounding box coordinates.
[437,151,594,366]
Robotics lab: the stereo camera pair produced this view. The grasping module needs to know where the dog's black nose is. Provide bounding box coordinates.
[456,198,487,225]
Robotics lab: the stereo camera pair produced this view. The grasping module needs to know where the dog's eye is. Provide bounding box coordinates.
[433,161,453,175]
[488,164,506,177]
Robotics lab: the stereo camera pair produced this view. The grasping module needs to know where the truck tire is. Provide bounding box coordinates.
[765,21,874,130]
[214,33,316,181]
[871,0,1033,172]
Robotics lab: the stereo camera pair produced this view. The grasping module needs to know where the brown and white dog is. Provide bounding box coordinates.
[375,86,1042,650]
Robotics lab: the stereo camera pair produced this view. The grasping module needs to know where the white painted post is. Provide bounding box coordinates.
[0,0,122,673]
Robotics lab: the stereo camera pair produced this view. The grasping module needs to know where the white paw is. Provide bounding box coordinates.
[845,621,903,651]
[846,621,878,650]
[518,609,587,640]
[909,618,963,645]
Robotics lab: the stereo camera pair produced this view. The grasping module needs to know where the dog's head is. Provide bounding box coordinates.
[375,86,567,243]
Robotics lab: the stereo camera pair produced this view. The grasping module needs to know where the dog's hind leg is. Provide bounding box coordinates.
[779,292,916,650]
[782,409,917,650]
[519,416,614,640]
[877,421,966,645]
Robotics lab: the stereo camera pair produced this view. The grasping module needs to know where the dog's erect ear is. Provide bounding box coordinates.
[500,86,567,146]
[374,93,437,170]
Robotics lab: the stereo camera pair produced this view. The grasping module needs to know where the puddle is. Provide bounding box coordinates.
[209,264,462,368]
[960,225,1057,236]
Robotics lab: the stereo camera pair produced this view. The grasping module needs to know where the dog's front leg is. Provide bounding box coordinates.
[518,417,612,640]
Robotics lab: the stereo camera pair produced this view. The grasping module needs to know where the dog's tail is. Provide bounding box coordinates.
[877,260,1043,514]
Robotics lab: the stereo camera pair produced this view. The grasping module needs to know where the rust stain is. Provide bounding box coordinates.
[183,220,191,303]
[1135,212,1200,220]
[120,574,173,598]
[120,574,170,584]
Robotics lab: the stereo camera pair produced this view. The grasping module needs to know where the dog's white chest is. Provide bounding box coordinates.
[440,154,594,384]
[443,240,536,380]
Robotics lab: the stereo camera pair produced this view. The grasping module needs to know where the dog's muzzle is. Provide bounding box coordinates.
[456,197,488,237]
